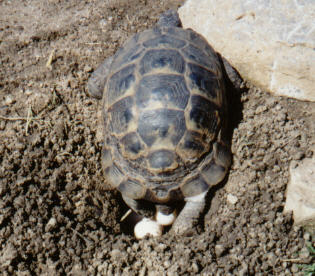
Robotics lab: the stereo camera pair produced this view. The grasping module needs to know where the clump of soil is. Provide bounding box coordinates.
[0,0,314,275]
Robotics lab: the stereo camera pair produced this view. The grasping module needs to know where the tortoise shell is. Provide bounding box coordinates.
[101,26,231,204]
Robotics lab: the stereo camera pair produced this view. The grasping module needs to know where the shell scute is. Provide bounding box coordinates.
[143,34,186,49]
[148,149,177,171]
[201,158,226,186]
[108,96,135,134]
[187,95,220,136]
[118,178,145,199]
[187,63,220,100]
[177,130,209,161]
[136,74,189,110]
[120,132,145,158]
[181,174,209,197]
[137,108,185,148]
[104,164,124,188]
[139,49,185,75]
[107,64,136,106]
[181,43,217,72]
[110,39,144,72]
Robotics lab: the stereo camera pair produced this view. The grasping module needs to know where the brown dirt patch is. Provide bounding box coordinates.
[0,0,314,275]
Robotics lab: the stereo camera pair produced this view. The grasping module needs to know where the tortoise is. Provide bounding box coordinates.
[88,10,239,238]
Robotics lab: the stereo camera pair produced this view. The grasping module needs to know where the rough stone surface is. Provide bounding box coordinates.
[284,157,315,228]
[179,0,315,102]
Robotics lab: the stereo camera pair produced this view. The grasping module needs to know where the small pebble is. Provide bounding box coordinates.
[5,96,14,105]
[215,244,226,257]
[84,65,93,72]
[110,249,121,260]
[191,262,199,273]
[139,266,146,276]
[303,232,311,241]
[45,217,57,232]
[293,151,305,160]
[227,194,238,204]
[99,19,109,29]
[291,264,299,273]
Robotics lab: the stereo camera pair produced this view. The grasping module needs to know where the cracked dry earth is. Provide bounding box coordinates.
[0,0,314,275]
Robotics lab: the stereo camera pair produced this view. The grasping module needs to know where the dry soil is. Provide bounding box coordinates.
[0,0,314,275]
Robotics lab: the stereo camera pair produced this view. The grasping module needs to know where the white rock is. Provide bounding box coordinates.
[0,243,17,267]
[284,158,315,228]
[179,0,315,102]
[227,193,238,205]
[134,218,163,239]
[5,96,14,105]
[45,217,57,232]
[156,211,176,226]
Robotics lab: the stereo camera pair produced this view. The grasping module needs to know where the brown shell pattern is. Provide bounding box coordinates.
[101,26,231,203]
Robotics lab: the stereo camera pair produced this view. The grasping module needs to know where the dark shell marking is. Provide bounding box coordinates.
[136,74,189,110]
[140,49,185,75]
[100,26,230,202]
[138,109,185,147]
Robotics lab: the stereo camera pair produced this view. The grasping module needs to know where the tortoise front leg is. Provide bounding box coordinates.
[171,191,207,235]
[221,55,243,91]
[87,56,114,99]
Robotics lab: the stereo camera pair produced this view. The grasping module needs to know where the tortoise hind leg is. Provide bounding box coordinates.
[122,196,163,239]
[87,56,114,99]
[220,55,243,92]
[171,191,207,235]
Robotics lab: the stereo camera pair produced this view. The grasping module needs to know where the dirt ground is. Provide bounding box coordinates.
[0,0,314,275]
